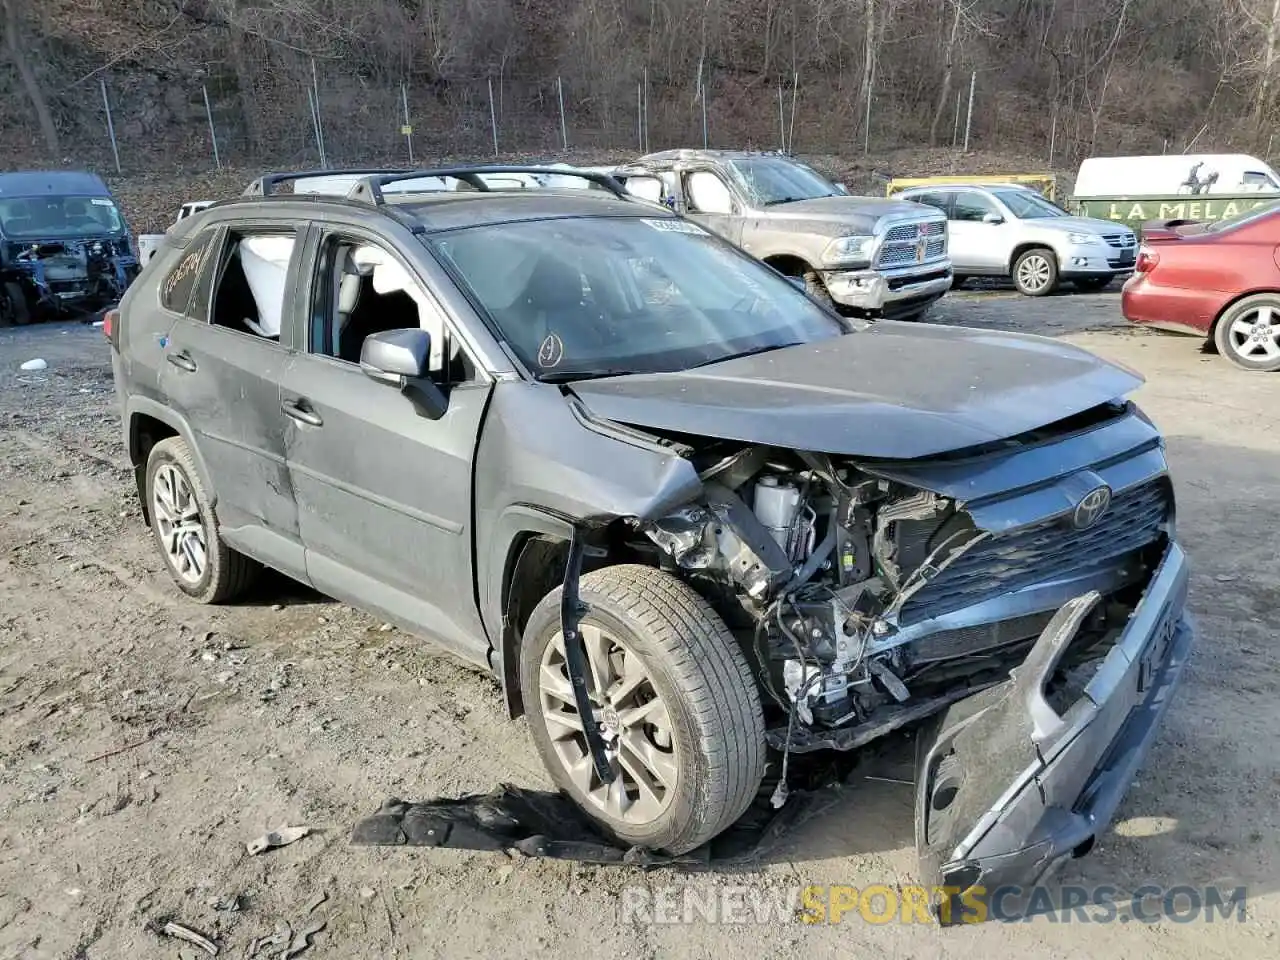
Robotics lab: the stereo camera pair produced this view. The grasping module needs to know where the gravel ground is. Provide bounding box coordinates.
[1,289,1278,958]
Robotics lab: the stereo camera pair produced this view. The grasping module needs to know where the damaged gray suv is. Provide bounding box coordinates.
[107,166,1193,902]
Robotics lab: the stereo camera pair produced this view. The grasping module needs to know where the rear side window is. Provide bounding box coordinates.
[910,192,950,214]
[160,228,218,314]
[206,229,299,340]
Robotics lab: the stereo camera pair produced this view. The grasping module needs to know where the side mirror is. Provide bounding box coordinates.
[360,328,448,420]
[982,212,1004,225]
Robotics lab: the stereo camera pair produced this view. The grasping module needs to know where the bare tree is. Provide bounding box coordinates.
[1,0,59,158]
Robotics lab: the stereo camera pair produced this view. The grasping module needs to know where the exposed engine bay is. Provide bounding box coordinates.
[632,429,1172,754]
[1,238,138,322]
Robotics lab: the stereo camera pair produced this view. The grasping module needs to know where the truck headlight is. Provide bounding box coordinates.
[1067,232,1100,245]
[823,235,875,267]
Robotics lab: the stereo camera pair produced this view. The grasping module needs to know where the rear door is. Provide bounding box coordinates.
[157,219,306,580]
[279,222,493,663]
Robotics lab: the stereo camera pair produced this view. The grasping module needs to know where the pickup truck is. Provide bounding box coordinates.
[136,201,215,264]
[612,150,953,320]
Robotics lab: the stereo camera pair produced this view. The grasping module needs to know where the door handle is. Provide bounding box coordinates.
[281,398,323,427]
[166,351,197,372]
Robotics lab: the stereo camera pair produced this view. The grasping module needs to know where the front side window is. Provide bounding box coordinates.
[726,158,840,206]
[0,195,124,239]
[685,172,734,214]
[429,216,846,381]
[309,234,473,381]
[990,189,1068,219]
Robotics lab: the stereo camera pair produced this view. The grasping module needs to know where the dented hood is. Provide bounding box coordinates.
[568,322,1142,459]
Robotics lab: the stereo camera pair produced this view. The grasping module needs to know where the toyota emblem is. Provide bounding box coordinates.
[1072,485,1112,530]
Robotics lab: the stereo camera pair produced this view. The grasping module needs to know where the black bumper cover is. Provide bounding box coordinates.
[914,541,1193,923]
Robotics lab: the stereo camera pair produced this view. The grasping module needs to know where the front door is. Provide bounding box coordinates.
[680,169,744,245]
[157,221,306,580]
[280,226,492,663]
[945,191,1013,273]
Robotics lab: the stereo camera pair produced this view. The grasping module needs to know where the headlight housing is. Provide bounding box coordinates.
[823,235,876,267]
[1067,232,1100,245]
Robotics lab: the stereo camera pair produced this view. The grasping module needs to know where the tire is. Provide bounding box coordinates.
[802,270,837,311]
[1213,294,1280,372]
[1072,276,1112,293]
[520,563,766,855]
[144,437,259,602]
[1012,248,1059,296]
[1,282,29,326]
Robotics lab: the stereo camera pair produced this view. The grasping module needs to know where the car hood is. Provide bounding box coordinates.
[1033,216,1131,236]
[766,195,934,222]
[568,323,1142,460]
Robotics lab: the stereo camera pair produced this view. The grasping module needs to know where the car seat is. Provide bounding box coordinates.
[515,254,606,367]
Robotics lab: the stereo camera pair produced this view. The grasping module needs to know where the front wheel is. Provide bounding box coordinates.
[1213,294,1280,372]
[1013,248,1059,296]
[802,270,837,311]
[520,564,766,855]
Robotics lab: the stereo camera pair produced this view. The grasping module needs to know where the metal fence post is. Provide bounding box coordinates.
[637,81,644,151]
[202,85,221,169]
[643,66,650,153]
[487,78,499,156]
[401,81,414,165]
[788,72,798,154]
[306,85,324,166]
[701,69,709,149]
[778,81,786,150]
[558,76,568,150]
[1048,112,1056,168]
[100,78,121,174]
[962,70,976,153]
[311,59,327,167]
[952,87,961,147]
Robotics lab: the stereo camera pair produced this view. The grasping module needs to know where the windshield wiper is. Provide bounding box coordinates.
[537,369,635,383]
[762,196,822,206]
[688,342,801,368]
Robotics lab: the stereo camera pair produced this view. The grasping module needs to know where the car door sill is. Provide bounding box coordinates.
[306,552,490,668]
[220,524,309,585]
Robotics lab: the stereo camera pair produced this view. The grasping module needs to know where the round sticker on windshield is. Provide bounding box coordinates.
[537,332,565,368]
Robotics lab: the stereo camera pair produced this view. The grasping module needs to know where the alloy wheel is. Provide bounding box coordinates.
[152,463,208,584]
[1226,305,1280,364]
[1016,254,1052,294]
[538,623,678,825]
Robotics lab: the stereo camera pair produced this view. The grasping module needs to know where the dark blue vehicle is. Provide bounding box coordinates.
[0,170,139,325]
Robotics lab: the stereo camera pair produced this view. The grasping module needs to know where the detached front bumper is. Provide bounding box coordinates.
[914,541,1194,922]
[822,263,953,315]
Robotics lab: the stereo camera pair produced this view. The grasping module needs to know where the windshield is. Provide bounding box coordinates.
[991,189,1069,219]
[727,158,841,206]
[430,217,846,380]
[0,195,124,239]
[1205,199,1280,233]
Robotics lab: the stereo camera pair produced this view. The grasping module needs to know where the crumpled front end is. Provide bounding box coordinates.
[624,395,1190,897]
[5,237,138,314]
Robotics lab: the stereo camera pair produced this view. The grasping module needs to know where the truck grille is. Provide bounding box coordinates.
[899,477,1171,626]
[876,220,946,269]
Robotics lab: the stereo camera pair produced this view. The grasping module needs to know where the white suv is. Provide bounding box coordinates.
[897,183,1137,296]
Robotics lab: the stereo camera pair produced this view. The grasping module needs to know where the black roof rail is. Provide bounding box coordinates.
[242,168,410,198]
[344,166,630,206]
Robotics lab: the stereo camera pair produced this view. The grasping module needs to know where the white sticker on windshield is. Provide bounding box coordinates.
[642,218,708,235]
[91,198,114,206]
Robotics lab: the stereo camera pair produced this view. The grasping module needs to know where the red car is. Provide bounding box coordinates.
[1122,200,1280,370]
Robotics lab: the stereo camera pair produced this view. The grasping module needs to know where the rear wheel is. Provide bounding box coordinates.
[1012,248,1059,296]
[520,564,766,855]
[145,437,260,602]
[1213,294,1280,372]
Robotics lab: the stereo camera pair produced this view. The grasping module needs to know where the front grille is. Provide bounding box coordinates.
[899,478,1171,626]
[1102,233,1136,249]
[876,220,946,269]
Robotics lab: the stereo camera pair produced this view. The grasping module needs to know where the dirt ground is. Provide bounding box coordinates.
[1,287,1278,959]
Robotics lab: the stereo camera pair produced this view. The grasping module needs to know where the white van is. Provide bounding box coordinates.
[1074,154,1280,198]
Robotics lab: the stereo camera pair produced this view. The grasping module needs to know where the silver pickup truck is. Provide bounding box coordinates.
[613,150,953,321]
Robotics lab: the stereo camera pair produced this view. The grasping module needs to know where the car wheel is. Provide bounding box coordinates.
[1213,294,1280,372]
[1072,276,1112,293]
[145,437,260,602]
[1012,248,1058,296]
[1,282,29,326]
[802,270,837,311]
[520,563,766,855]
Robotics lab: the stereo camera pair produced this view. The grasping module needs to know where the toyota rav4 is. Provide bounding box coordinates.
[106,166,1193,907]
